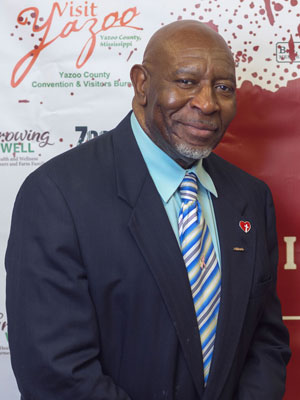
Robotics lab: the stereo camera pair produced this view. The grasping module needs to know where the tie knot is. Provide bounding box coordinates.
[179,172,198,202]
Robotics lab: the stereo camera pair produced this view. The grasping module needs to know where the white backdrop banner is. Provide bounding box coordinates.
[1,1,299,398]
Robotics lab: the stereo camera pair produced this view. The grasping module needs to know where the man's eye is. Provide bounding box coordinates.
[216,84,235,93]
[177,79,194,86]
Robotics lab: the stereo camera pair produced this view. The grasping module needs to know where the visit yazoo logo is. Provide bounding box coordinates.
[11,2,142,87]
[276,41,300,63]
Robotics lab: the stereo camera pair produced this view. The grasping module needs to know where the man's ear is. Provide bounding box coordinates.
[130,64,148,106]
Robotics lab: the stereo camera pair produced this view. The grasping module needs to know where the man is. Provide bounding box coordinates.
[6,20,290,399]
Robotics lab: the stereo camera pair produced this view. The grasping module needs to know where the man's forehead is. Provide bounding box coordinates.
[166,35,231,54]
[164,45,235,70]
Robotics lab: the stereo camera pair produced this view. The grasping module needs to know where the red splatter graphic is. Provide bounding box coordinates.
[288,34,297,63]
[263,0,275,25]
[127,50,134,61]
[59,138,63,142]
[253,45,259,51]
[291,0,298,6]
[18,99,30,103]
[205,20,219,32]
[274,2,284,11]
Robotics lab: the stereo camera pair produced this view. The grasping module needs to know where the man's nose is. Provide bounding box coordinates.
[189,85,220,114]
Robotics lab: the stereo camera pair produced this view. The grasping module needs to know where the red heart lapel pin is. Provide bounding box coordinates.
[239,220,251,233]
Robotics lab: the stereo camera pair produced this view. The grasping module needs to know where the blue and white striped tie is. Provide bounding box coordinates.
[178,171,221,385]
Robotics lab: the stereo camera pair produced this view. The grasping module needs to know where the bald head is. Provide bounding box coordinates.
[142,20,233,70]
[130,20,236,168]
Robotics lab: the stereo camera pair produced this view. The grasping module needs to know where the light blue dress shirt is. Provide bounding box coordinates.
[130,112,221,266]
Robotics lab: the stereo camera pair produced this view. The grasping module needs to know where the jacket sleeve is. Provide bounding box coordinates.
[235,184,291,400]
[5,169,132,400]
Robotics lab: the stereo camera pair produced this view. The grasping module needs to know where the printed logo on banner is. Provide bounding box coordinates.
[276,42,300,63]
[41,71,132,90]
[75,126,107,145]
[0,312,9,356]
[0,129,54,167]
[10,2,143,88]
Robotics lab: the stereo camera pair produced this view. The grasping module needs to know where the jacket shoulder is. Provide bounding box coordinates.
[207,152,269,188]
[205,152,273,205]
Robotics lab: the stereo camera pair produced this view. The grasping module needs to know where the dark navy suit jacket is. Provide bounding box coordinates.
[6,113,290,399]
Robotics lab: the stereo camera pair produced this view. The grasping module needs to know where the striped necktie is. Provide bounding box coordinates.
[178,171,221,385]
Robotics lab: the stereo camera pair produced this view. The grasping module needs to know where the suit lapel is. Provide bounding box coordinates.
[112,114,205,397]
[203,155,257,399]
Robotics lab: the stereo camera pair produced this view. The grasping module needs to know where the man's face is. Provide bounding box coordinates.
[141,33,237,167]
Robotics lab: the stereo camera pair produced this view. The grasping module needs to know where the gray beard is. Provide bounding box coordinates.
[174,142,212,160]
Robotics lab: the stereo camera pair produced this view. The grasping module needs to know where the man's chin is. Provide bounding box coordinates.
[174,143,213,160]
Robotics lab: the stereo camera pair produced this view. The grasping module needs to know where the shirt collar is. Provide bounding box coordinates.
[131,112,218,203]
